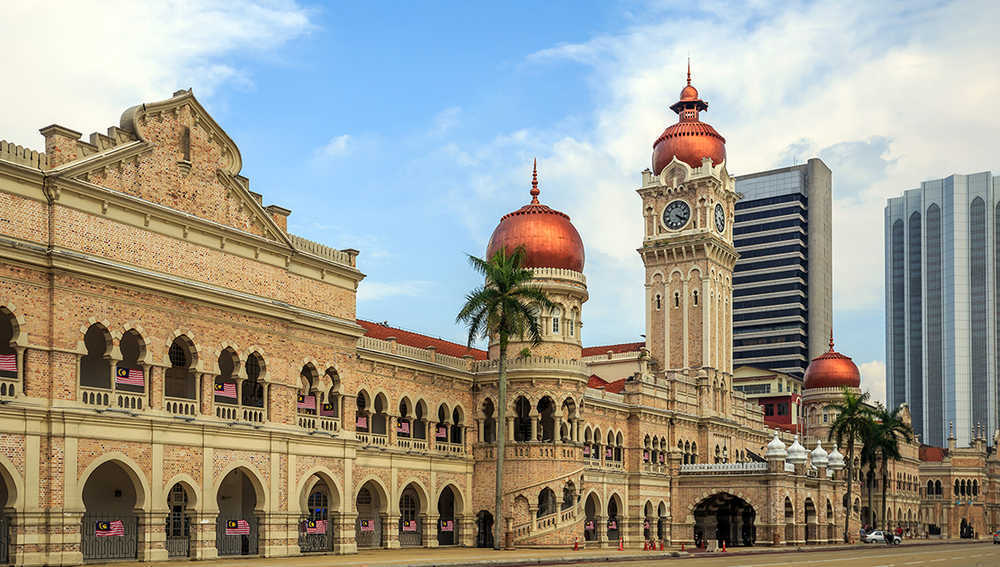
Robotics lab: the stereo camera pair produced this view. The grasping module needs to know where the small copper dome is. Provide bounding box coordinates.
[651,61,726,173]
[803,333,861,390]
[485,161,585,272]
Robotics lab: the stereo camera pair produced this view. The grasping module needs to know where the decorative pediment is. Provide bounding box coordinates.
[52,90,290,244]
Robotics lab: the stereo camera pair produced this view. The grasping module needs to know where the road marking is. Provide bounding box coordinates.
[902,562,923,565]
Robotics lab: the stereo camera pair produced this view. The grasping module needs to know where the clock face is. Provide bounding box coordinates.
[715,203,726,232]
[662,200,691,230]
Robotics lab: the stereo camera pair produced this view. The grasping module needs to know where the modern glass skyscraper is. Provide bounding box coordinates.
[885,172,999,448]
[733,159,833,378]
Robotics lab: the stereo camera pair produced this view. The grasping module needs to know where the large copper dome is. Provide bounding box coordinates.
[651,63,726,174]
[485,162,585,272]
[803,334,861,390]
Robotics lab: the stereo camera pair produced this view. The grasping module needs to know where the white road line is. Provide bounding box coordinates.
[902,561,923,565]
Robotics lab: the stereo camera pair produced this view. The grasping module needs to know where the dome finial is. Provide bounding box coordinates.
[829,329,835,351]
[687,56,691,86]
[530,158,540,203]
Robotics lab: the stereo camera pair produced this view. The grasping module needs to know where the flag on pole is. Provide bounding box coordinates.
[402,520,417,532]
[225,519,250,535]
[0,353,16,378]
[305,519,327,534]
[95,520,125,537]
[441,519,454,532]
[320,402,337,417]
[436,425,448,439]
[360,519,374,532]
[397,420,410,434]
[356,415,368,429]
[115,366,144,387]
[214,382,237,399]
[297,394,315,410]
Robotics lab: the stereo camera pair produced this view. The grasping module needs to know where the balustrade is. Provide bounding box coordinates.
[80,386,144,411]
[0,377,17,400]
[165,397,197,417]
[680,462,768,474]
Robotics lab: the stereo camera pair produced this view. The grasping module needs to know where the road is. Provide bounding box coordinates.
[616,543,998,567]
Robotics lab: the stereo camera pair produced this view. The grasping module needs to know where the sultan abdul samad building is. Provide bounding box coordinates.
[0,69,997,565]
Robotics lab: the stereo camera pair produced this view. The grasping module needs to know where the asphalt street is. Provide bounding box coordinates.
[619,543,998,567]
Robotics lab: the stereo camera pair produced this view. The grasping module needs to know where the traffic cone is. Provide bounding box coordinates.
[659,540,664,551]
[573,536,578,551]
[722,540,727,552]
[643,540,649,551]
[680,542,685,552]
[618,537,623,551]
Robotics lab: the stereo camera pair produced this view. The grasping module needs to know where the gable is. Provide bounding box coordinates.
[55,91,288,243]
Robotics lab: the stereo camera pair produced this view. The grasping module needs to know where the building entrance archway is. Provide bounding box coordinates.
[215,468,260,556]
[437,486,458,546]
[299,474,338,553]
[804,498,817,543]
[475,510,494,548]
[584,493,600,541]
[165,483,192,558]
[398,483,424,547]
[693,493,756,548]
[355,481,386,548]
[81,461,141,561]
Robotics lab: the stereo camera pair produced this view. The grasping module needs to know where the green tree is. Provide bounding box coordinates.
[859,419,879,528]
[827,389,872,542]
[457,247,552,549]
[870,403,914,532]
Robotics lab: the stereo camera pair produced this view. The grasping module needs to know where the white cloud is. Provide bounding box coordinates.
[357,280,432,302]
[431,107,462,136]
[520,0,999,318]
[315,134,352,159]
[859,360,887,405]
[0,1,313,148]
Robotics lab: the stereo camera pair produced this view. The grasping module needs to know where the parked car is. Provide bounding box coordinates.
[862,530,901,545]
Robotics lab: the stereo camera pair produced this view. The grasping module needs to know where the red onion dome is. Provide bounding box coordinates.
[485,161,585,272]
[651,61,726,174]
[803,333,861,390]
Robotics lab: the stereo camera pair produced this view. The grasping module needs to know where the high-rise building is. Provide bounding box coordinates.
[885,172,999,447]
[732,159,833,378]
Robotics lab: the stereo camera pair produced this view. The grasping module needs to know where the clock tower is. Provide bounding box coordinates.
[639,64,739,377]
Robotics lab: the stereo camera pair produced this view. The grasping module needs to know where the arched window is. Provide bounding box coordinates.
[242,353,264,408]
[451,407,464,445]
[514,397,531,442]
[683,441,690,465]
[414,399,428,439]
[537,397,555,442]
[934,480,942,495]
[481,399,496,444]
[693,290,699,306]
[355,391,370,432]
[551,307,561,335]
[79,323,111,389]
[116,330,146,393]
[615,432,624,462]
[215,348,239,405]
[674,292,680,308]
[323,367,341,418]
[926,480,933,495]
[298,364,318,414]
[165,336,196,400]
[371,393,388,435]
[954,479,960,496]
[0,309,17,383]
[655,294,662,310]
[537,488,556,517]
[973,479,979,496]
[561,482,576,511]
[690,442,697,464]
[397,398,412,438]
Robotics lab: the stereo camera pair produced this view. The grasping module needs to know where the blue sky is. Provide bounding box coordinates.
[3,0,999,403]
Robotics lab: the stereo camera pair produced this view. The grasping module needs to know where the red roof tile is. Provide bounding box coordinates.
[582,342,644,357]
[357,320,488,361]
[919,445,947,462]
[586,374,625,393]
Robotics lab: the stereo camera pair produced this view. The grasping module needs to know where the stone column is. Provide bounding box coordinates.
[530,414,538,442]
[138,507,169,561]
[337,511,358,555]
[422,513,439,547]
[199,373,212,415]
[387,414,397,446]
[146,364,160,409]
[383,512,400,549]
[190,511,219,560]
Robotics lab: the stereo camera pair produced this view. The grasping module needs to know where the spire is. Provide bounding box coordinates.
[530,158,540,204]
[829,329,835,351]
[687,57,691,86]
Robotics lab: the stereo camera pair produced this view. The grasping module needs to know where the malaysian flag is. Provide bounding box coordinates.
[297,394,315,410]
[356,415,367,429]
[305,519,327,534]
[605,447,613,459]
[115,366,144,387]
[0,353,15,378]
[95,520,125,537]
[658,453,665,464]
[360,519,374,532]
[215,382,237,399]
[397,420,410,434]
[583,446,591,457]
[643,450,650,462]
[585,520,595,530]
[225,519,250,535]
[402,520,417,532]
[436,425,448,439]
[320,403,337,417]
[608,519,617,530]
[440,519,454,532]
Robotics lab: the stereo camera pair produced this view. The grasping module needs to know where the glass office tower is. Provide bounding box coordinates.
[885,172,999,447]
[733,158,833,378]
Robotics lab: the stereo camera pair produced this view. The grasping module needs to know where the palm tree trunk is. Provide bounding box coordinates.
[866,469,873,528]
[880,455,888,532]
[493,340,507,550]
[844,436,854,542]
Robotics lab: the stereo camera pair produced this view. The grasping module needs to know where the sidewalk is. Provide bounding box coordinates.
[113,538,986,567]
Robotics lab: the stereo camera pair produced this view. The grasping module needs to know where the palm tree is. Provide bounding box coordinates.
[827,389,872,542]
[870,403,914,533]
[457,246,553,550]
[859,419,879,528]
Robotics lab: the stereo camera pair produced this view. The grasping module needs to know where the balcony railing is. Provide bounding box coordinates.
[216,403,264,424]
[165,396,197,417]
[298,415,340,433]
[0,377,17,400]
[680,462,768,474]
[434,442,464,455]
[80,386,145,411]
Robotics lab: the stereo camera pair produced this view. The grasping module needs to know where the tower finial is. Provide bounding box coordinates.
[687,57,691,86]
[530,158,539,203]
[829,329,834,351]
